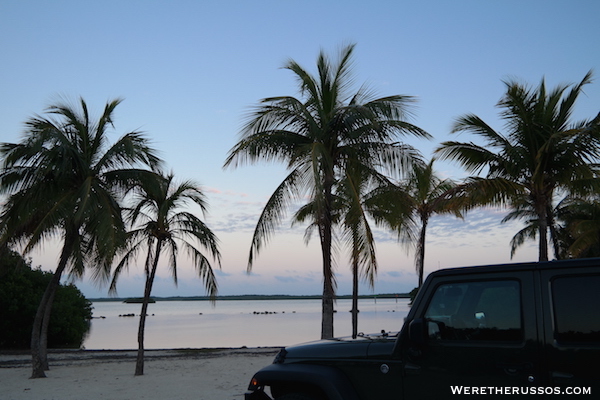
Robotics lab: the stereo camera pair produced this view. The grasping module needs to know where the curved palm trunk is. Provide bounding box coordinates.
[136,240,162,376]
[30,269,63,378]
[30,235,76,378]
[39,284,58,371]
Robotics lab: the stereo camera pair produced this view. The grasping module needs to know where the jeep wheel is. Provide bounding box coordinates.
[275,393,318,400]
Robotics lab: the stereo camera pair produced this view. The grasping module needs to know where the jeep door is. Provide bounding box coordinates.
[541,266,600,394]
[401,271,541,399]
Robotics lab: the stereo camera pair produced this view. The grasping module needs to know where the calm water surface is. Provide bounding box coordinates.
[84,298,410,349]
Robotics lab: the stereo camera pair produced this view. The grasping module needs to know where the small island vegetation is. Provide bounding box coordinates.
[123,298,156,303]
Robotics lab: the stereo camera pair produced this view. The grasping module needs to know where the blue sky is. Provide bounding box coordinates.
[1,1,599,298]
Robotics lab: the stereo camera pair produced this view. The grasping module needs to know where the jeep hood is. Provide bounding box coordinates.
[280,331,398,361]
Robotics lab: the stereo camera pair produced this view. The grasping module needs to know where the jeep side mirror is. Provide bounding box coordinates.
[475,311,486,327]
[408,318,426,344]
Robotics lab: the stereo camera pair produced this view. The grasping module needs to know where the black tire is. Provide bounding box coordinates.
[275,393,318,400]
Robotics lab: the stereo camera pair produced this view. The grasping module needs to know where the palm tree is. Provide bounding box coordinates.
[338,167,379,339]
[503,195,567,259]
[436,71,600,261]
[110,173,221,376]
[369,159,465,288]
[0,98,161,378]
[294,166,382,339]
[553,195,600,258]
[405,159,465,287]
[224,44,429,339]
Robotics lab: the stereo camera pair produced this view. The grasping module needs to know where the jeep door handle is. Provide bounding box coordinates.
[404,362,421,375]
[497,362,532,375]
[552,371,574,380]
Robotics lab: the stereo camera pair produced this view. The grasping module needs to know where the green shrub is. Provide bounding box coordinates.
[0,249,92,349]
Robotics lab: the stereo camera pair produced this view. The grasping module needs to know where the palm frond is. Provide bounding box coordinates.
[248,168,305,269]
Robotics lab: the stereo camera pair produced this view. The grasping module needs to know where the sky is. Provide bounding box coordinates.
[1,0,599,299]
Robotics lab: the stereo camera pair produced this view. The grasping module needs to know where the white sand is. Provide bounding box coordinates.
[0,348,280,400]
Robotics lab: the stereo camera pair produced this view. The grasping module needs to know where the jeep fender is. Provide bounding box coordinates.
[249,363,360,400]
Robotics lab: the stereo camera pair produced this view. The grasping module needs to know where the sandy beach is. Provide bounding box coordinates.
[0,347,281,400]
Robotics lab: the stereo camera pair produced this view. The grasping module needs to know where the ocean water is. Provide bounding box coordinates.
[83,298,410,349]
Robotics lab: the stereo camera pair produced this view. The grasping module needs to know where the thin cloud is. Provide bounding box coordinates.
[274,276,300,283]
[385,271,405,278]
[207,187,250,198]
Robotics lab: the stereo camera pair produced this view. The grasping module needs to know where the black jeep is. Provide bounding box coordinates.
[245,258,600,399]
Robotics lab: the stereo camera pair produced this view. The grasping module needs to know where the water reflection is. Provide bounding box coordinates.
[84,298,410,349]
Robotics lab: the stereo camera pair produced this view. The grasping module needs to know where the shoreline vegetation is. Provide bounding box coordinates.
[122,297,156,303]
[94,293,411,302]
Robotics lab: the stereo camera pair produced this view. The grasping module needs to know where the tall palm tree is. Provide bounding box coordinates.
[224,44,429,339]
[369,159,464,288]
[294,165,382,339]
[0,98,161,378]
[436,71,600,261]
[110,173,221,376]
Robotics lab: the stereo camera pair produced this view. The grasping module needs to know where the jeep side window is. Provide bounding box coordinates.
[424,280,522,341]
[552,275,600,344]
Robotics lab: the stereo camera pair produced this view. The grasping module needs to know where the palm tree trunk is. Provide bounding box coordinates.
[30,236,74,378]
[40,284,58,371]
[30,267,65,377]
[547,205,561,260]
[351,250,359,339]
[321,222,335,340]
[30,280,56,378]
[136,240,162,376]
[537,199,549,262]
[320,176,335,340]
[416,217,428,288]
[539,225,549,261]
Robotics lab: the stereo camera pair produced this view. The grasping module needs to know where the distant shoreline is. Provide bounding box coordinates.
[90,293,411,302]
